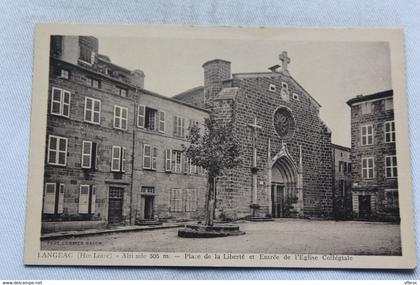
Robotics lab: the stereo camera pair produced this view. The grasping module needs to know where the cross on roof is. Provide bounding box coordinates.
[279,51,291,73]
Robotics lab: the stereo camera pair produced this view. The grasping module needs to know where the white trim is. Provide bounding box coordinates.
[158,111,165,133]
[84,97,101,125]
[50,87,71,118]
[81,141,93,169]
[360,124,374,146]
[384,120,395,143]
[113,105,128,130]
[385,155,398,178]
[78,185,90,214]
[143,144,152,169]
[111,146,121,172]
[57,184,65,214]
[165,149,172,172]
[137,104,145,128]
[361,156,375,179]
[268,84,276,92]
[121,147,126,173]
[152,146,158,170]
[43,183,56,214]
[47,135,68,166]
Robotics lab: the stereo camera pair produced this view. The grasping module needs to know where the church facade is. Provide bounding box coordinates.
[175,54,334,220]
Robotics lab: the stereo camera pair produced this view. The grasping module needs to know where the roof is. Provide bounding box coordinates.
[214,87,239,101]
[172,86,206,109]
[232,72,322,108]
[346,90,393,106]
[331,143,351,152]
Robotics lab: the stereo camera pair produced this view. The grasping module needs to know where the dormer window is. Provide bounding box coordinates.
[79,45,95,65]
[87,78,100,89]
[59,69,69,79]
[117,86,128,97]
[268,84,277,92]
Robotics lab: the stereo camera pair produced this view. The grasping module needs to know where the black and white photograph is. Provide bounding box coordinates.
[24,24,415,268]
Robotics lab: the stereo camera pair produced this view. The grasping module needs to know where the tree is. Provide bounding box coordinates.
[183,114,242,226]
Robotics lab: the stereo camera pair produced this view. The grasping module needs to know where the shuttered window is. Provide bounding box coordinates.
[137,105,145,128]
[113,105,128,130]
[170,188,183,212]
[43,183,65,214]
[47,135,68,166]
[50,87,71,117]
[165,149,172,172]
[78,185,96,214]
[84,97,101,124]
[158,111,165,133]
[173,116,185,138]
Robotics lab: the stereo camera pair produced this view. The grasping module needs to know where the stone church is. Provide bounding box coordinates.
[174,52,333,220]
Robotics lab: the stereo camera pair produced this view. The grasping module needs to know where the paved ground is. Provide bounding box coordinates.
[41,219,402,256]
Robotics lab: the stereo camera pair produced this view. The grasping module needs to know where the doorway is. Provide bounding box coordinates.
[108,187,124,224]
[143,196,154,220]
[271,183,285,218]
[358,195,371,219]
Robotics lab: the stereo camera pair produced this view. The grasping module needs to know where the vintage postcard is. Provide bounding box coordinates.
[24,24,415,268]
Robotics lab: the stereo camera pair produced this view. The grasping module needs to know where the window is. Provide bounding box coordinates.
[59,69,69,79]
[292,93,299,100]
[47,135,68,166]
[385,98,393,111]
[361,124,373,146]
[86,78,100,89]
[268,84,276,92]
[137,105,145,128]
[117,87,127,97]
[43,183,65,214]
[348,163,352,174]
[113,105,128,130]
[145,107,157,130]
[111,146,126,172]
[141,186,155,194]
[81,141,97,170]
[281,82,288,89]
[50,87,71,117]
[78,185,96,214]
[385,155,398,178]
[172,150,183,173]
[184,189,198,212]
[361,102,372,114]
[170,188,183,212]
[385,189,399,209]
[165,149,172,172]
[361,157,374,179]
[173,116,185,138]
[170,189,197,212]
[143,145,157,170]
[385,121,396,143]
[188,158,197,174]
[84,97,101,124]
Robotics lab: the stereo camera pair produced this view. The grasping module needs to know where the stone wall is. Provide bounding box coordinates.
[211,71,333,219]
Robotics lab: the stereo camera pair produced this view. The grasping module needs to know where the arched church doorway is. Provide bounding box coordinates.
[271,157,298,218]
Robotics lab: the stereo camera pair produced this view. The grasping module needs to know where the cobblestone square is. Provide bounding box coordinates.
[42,219,402,256]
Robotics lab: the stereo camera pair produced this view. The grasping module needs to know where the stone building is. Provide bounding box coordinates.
[347,90,399,221]
[43,36,337,233]
[175,53,334,220]
[331,144,352,220]
[42,36,207,233]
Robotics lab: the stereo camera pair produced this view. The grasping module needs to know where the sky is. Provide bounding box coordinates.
[99,37,392,147]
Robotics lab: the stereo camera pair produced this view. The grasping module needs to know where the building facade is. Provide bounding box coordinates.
[43,36,339,233]
[347,90,399,222]
[175,54,334,220]
[332,144,352,220]
[42,36,208,233]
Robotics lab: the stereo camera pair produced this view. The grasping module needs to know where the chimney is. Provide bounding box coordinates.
[130,69,145,89]
[202,59,231,108]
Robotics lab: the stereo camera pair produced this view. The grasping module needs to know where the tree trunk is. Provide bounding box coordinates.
[206,175,216,226]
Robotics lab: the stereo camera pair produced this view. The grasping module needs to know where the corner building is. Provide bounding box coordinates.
[347,90,399,221]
